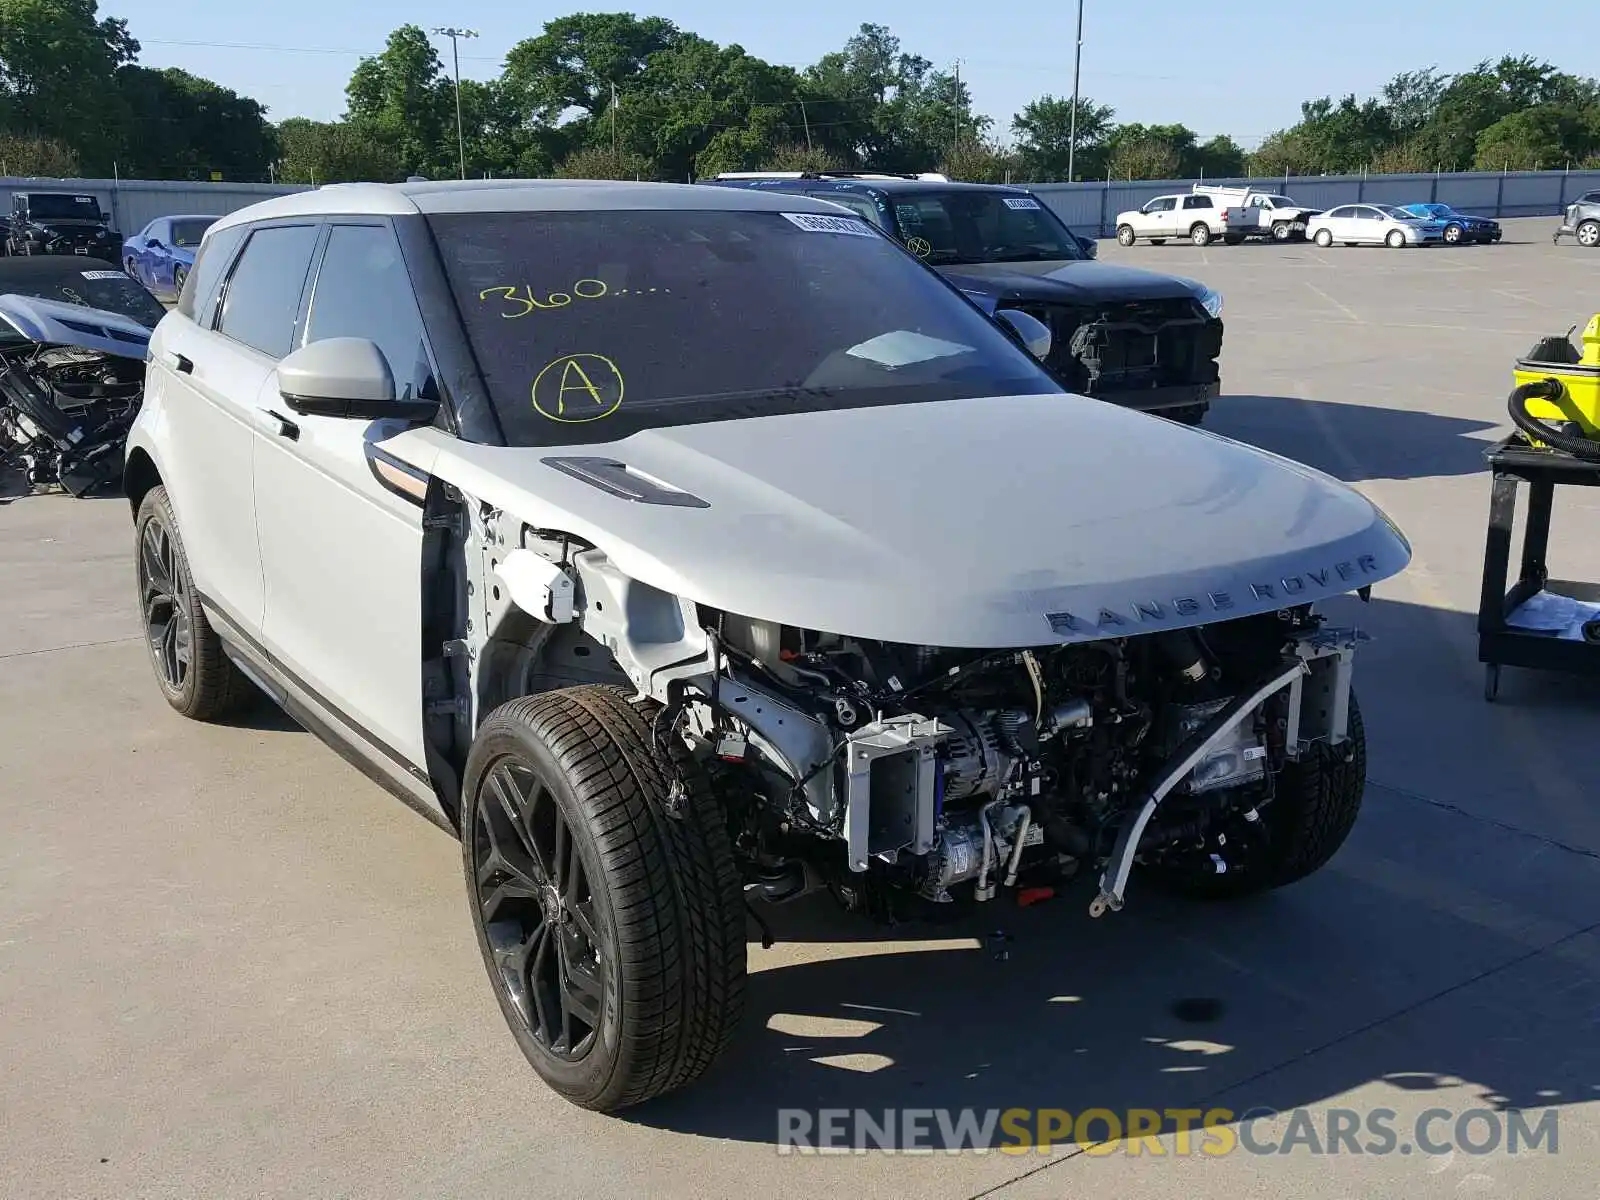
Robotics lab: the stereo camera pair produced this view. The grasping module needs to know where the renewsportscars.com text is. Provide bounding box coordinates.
[776,1106,1560,1156]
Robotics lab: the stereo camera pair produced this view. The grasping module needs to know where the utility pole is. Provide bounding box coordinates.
[953,59,962,152]
[800,98,813,151]
[611,81,619,157]
[432,27,479,180]
[1067,0,1085,181]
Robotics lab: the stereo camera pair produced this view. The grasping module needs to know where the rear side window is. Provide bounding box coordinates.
[806,190,884,227]
[216,224,320,358]
[1183,196,1212,209]
[177,223,247,322]
[303,223,433,400]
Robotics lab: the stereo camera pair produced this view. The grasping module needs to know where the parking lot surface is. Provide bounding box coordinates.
[2,217,1597,1199]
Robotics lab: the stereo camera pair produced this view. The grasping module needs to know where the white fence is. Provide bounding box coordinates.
[4,168,1597,244]
[1030,169,1600,237]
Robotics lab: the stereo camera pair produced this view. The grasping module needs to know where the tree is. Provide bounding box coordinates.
[0,132,79,176]
[1381,67,1447,138]
[1473,104,1599,171]
[1191,134,1247,179]
[114,66,276,179]
[275,118,403,184]
[805,23,938,170]
[1011,94,1115,181]
[0,0,138,172]
[941,136,1017,183]
[552,144,652,180]
[1105,125,1184,180]
[345,25,454,177]
[502,13,685,125]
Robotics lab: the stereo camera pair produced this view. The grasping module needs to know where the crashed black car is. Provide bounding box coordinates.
[5,191,122,260]
[705,174,1225,425]
[0,256,159,496]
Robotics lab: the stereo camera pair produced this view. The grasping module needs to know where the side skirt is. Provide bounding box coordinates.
[199,593,457,837]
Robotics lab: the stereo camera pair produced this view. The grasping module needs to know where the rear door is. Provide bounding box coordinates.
[252,219,438,773]
[1181,194,1214,236]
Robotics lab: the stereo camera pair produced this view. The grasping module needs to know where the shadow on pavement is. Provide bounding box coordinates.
[1208,394,1500,483]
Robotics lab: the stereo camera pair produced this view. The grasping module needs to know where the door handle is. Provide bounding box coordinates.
[263,409,300,441]
[165,351,193,374]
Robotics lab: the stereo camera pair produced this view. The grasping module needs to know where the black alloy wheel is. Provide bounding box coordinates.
[138,508,192,695]
[471,757,611,1063]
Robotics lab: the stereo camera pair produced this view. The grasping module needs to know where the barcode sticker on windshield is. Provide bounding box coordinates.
[1003,197,1041,210]
[781,212,876,237]
[80,270,124,280]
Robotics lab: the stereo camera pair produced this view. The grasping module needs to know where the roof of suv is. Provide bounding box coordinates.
[712,176,1038,197]
[211,178,846,235]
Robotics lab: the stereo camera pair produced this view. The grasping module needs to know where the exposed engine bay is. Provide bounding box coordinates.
[1004,297,1222,402]
[443,512,1366,926]
[0,296,148,497]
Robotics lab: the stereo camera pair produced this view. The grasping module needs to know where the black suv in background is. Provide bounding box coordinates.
[705,172,1226,424]
[4,192,122,260]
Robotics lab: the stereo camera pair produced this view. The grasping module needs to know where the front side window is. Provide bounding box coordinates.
[303,224,432,400]
[169,218,218,248]
[1146,197,1177,213]
[216,224,320,358]
[429,208,1061,447]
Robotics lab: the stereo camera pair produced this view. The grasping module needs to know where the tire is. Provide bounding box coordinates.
[1443,223,1463,245]
[1158,694,1366,899]
[1222,234,1246,246]
[1271,222,1291,242]
[1385,229,1405,248]
[1166,404,1207,426]
[462,686,747,1112]
[1313,228,1333,247]
[1578,220,1600,248]
[124,258,138,279]
[1189,223,1212,247]
[1116,224,1136,246]
[172,263,188,296]
[134,486,255,720]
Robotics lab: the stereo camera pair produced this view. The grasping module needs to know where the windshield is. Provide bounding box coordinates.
[169,218,217,248]
[1379,206,1415,220]
[429,209,1060,447]
[26,194,104,222]
[0,263,166,328]
[885,191,1085,265]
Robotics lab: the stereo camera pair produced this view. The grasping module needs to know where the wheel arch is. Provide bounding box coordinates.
[123,446,163,516]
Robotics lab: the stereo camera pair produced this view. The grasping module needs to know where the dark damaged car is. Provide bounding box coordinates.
[5,192,122,260]
[706,174,1225,425]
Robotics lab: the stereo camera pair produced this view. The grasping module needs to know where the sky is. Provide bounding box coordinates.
[113,0,1587,151]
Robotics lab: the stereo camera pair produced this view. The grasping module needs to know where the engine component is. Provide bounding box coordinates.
[1170,697,1267,794]
[922,802,1042,902]
[842,714,946,872]
[938,710,1016,802]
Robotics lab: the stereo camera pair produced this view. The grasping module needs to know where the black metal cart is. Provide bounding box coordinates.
[1477,434,1600,701]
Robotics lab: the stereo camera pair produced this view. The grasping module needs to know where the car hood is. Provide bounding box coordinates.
[31,219,113,233]
[386,394,1410,648]
[0,293,152,359]
[941,260,1204,308]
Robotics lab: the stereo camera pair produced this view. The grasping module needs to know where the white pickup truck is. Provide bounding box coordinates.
[1195,186,1322,242]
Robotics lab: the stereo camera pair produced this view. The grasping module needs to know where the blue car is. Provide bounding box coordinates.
[1397,203,1501,245]
[122,214,220,300]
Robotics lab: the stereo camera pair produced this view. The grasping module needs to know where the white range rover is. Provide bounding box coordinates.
[125,180,1409,1112]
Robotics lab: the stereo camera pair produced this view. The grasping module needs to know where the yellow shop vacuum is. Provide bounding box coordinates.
[1510,313,1600,459]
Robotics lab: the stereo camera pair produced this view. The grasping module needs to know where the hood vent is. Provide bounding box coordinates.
[541,456,709,508]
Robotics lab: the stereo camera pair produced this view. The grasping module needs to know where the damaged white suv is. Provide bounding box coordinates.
[125,181,1410,1112]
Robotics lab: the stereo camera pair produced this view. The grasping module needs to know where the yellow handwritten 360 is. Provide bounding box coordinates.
[480,279,609,319]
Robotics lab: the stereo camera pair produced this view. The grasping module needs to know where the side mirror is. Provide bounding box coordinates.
[1075,233,1098,259]
[147,237,164,249]
[277,337,437,422]
[996,308,1053,361]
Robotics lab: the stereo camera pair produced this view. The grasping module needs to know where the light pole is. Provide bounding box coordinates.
[432,27,478,180]
[1066,0,1084,181]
